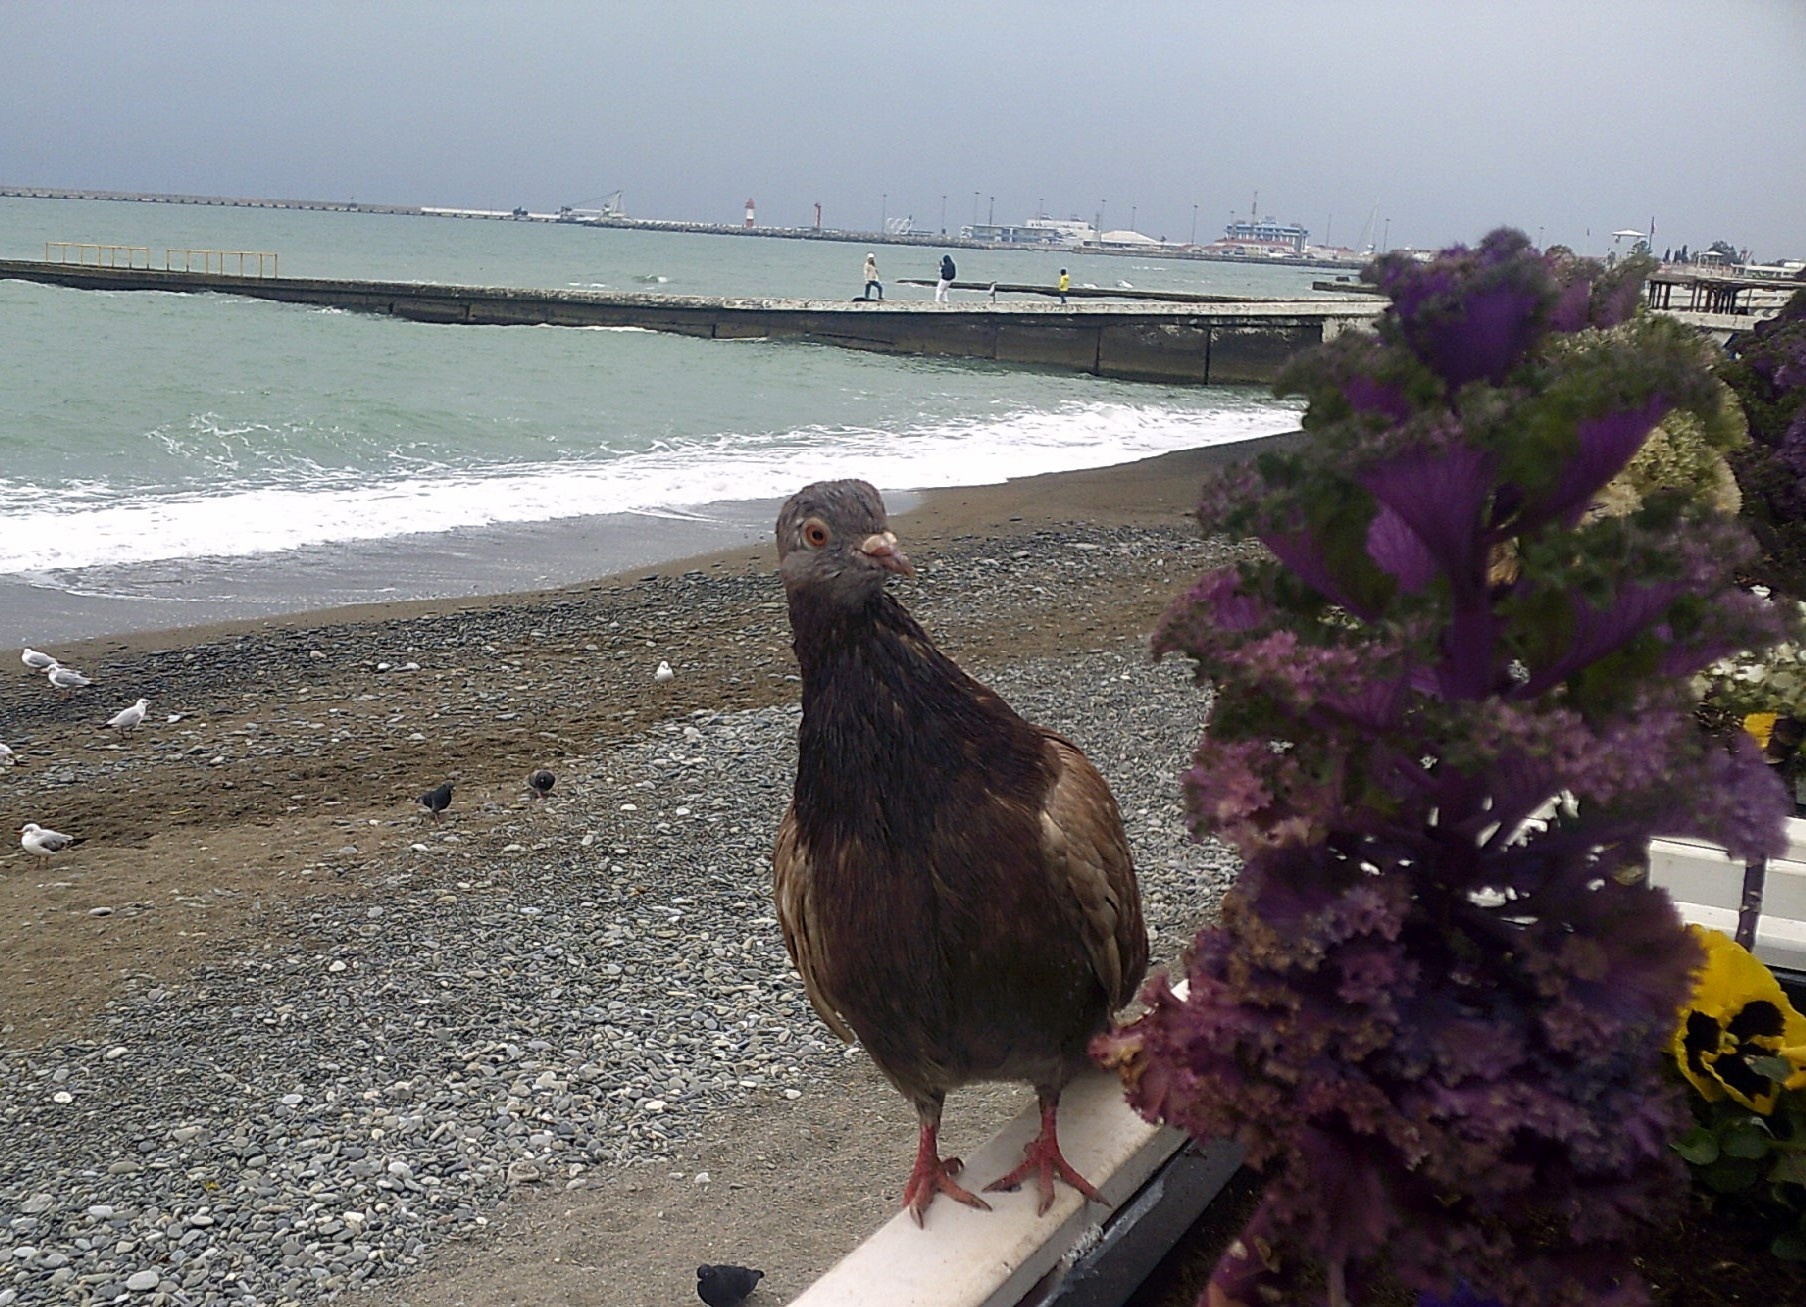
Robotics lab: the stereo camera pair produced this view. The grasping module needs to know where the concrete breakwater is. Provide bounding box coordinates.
[0,259,1381,384]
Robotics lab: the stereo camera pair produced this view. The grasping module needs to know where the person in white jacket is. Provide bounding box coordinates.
[863,253,883,300]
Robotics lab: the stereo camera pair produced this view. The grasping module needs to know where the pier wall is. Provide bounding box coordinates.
[0,260,1380,385]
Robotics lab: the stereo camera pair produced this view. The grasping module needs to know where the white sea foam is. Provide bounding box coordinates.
[0,399,1298,575]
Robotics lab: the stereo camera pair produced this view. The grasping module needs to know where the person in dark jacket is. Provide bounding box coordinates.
[935,253,956,303]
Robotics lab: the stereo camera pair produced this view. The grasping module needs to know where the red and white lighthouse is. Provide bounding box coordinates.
[743,198,756,229]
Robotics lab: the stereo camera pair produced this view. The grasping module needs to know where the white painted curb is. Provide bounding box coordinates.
[790,1065,1187,1307]
[1649,816,1806,969]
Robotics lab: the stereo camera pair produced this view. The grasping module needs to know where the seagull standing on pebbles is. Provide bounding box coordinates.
[22,647,57,672]
[527,769,556,801]
[20,822,80,856]
[0,742,16,766]
[655,660,675,682]
[106,698,150,733]
[47,665,92,693]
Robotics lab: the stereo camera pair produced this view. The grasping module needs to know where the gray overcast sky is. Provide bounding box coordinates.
[5,1,1803,259]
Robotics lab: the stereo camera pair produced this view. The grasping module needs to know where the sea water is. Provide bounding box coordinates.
[0,197,1314,639]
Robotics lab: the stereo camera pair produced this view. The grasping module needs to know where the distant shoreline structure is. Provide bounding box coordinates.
[0,184,1369,271]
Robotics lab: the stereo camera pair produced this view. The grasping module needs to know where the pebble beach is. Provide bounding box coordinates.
[0,446,1269,1305]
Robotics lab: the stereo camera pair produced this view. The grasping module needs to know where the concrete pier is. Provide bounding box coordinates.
[0,259,1382,385]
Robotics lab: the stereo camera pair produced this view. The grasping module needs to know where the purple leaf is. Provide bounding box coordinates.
[1522,399,1671,530]
[1519,583,1685,694]
[1366,504,1439,591]
[1360,444,1495,595]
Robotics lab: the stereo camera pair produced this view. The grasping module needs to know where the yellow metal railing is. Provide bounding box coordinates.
[46,242,152,268]
[163,248,279,277]
[43,243,280,277]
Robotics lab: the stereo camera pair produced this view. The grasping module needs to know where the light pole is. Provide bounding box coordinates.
[1190,204,1198,246]
[988,195,994,226]
[1382,217,1390,252]
[881,193,887,234]
[941,194,947,235]
[1130,204,1137,233]
[972,192,980,227]
[1099,200,1107,235]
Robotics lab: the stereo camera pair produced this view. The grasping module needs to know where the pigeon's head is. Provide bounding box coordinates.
[776,479,914,608]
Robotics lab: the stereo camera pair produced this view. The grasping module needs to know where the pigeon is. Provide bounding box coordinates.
[106,698,150,733]
[0,741,16,765]
[47,665,92,692]
[655,660,675,682]
[527,768,556,801]
[696,1263,763,1307]
[771,480,1147,1226]
[419,781,454,821]
[20,822,81,856]
[21,647,56,671]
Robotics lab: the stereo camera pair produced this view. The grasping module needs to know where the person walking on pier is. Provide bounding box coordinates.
[863,252,883,301]
[1058,268,1070,304]
[935,253,956,303]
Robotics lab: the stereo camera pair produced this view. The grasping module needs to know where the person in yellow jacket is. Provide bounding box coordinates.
[1058,268,1070,304]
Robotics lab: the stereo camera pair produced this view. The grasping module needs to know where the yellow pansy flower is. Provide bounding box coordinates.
[1672,925,1806,1113]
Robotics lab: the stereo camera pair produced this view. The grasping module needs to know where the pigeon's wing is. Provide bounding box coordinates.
[1036,731,1148,1010]
[772,805,855,1043]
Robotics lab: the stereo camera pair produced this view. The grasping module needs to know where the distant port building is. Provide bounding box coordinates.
[961,218,1097,246]
[1216,217,1310,255]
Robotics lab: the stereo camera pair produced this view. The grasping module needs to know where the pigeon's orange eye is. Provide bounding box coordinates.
[804,520,830,548]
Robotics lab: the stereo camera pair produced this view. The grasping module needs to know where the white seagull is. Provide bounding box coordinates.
[46,665,92,692]
[20,822,79,856]
[22,647,56,671]
[106,698,150,732]
[654,660,675,683]
[0,741,16,765]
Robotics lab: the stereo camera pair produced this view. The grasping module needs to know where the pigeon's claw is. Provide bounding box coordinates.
[902,1122,990,1226]
[983,1094,1104,1215]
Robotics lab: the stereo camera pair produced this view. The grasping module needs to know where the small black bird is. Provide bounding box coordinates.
[527,768,556,801]
[418,781,454,821]
[696,1263,763,1307]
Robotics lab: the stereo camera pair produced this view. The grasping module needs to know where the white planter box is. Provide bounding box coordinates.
[1648,815,1806,970]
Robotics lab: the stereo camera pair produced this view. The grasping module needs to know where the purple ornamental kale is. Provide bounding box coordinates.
[1099,230,1793,1307]
[1722,288,1806,596]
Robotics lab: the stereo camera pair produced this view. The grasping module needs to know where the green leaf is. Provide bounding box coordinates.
[1673,1126,1720,1165]
[1722,1122,1775,1159]
[1771,1151,1806,1186]
[1748,1054,1793,1084]
[1705,1156,1764,1193]
[1770,1228,1806,1261]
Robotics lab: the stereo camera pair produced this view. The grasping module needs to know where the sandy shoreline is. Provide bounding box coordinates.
[0,441,1276,1306]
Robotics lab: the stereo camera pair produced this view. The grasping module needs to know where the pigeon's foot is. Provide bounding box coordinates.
[903,1120,991,1226]
[984,1092,1103,1215]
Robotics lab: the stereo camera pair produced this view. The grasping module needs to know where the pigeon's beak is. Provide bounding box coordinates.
[859,531,914,577]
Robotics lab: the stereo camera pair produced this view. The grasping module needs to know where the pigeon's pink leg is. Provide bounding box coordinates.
[984,1089,1103,1215]
[903,1103,991,1226]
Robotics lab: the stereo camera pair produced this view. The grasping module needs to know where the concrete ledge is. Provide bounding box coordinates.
[791,1065,1189,1307]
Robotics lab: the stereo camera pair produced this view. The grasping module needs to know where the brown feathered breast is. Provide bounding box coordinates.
[772,480,1146,1116]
